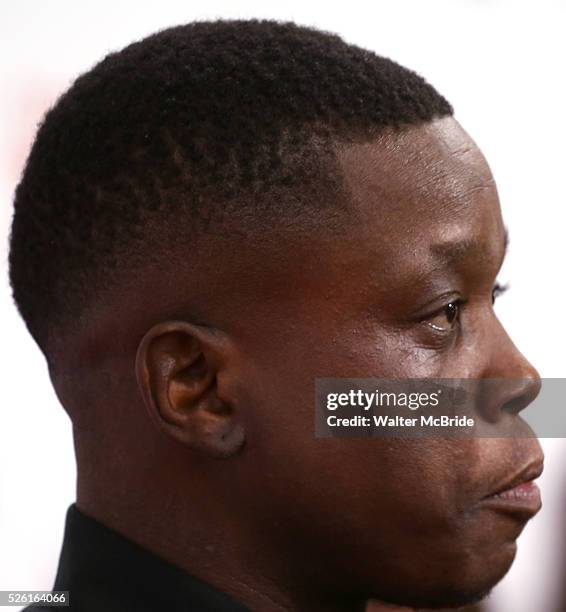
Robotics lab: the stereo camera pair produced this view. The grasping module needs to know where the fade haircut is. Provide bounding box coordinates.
[9,19,453,352]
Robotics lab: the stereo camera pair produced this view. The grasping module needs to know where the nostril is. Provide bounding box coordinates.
[502,394,529,415]
[501,377,541,415]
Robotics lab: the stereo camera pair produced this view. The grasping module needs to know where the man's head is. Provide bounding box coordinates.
[9,20,542,611]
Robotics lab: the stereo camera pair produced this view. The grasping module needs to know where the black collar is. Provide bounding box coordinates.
[44,504,250,612]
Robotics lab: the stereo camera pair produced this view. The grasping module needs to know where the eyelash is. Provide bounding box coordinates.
[425,282,508,333]
[491,281,508,304]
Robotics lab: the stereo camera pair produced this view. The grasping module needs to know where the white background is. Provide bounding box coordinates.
[1,1,565,611]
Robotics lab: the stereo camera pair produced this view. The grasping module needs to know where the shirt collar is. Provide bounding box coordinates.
[52,504,250,612]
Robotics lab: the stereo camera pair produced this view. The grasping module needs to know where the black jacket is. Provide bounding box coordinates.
[25,504,249,612]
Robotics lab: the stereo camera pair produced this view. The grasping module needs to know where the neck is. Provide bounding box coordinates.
[76,453,370,612]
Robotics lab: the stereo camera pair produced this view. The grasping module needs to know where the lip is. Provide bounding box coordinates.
[480,460,544,518]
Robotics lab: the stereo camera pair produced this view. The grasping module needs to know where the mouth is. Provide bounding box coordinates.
[480,459,544,519]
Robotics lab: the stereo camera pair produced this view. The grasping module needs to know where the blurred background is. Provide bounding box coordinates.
[1,1,565,610]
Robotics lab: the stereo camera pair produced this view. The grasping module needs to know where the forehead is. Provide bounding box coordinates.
[332,117,505,285]
[337,117,498,228]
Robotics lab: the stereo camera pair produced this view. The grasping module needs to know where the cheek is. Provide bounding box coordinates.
[243,334,479,525]
[252,410,477,542]
[242,346,526,602]
[311,323,453,379]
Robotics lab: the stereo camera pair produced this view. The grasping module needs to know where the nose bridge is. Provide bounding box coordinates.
[485,314,538,379]
[479,313,541,419]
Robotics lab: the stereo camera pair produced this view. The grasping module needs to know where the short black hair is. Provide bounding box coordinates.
[9,19,453,352]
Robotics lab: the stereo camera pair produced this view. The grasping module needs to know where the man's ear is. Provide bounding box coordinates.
[135,321,245,459]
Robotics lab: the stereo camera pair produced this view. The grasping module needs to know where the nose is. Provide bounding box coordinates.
[478,316,541,421]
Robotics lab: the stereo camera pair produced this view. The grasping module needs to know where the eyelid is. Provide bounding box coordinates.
[416,280,508,318]
[424,297,466,327]
[412,291,464,320]
[430,298,466,317]
[423,280,508,334]
[413,280,508,343]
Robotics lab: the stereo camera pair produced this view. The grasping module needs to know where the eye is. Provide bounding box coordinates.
[426,300,463,333]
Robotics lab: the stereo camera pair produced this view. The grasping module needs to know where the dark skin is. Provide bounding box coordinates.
[48,116,543,611]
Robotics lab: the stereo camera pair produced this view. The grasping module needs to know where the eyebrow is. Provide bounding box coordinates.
[430,227,509,264]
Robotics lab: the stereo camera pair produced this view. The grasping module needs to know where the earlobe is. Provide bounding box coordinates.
[135,321,245,459]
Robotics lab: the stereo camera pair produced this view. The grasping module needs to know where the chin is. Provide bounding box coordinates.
[434,544,517,608]
[369,541,517,610]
